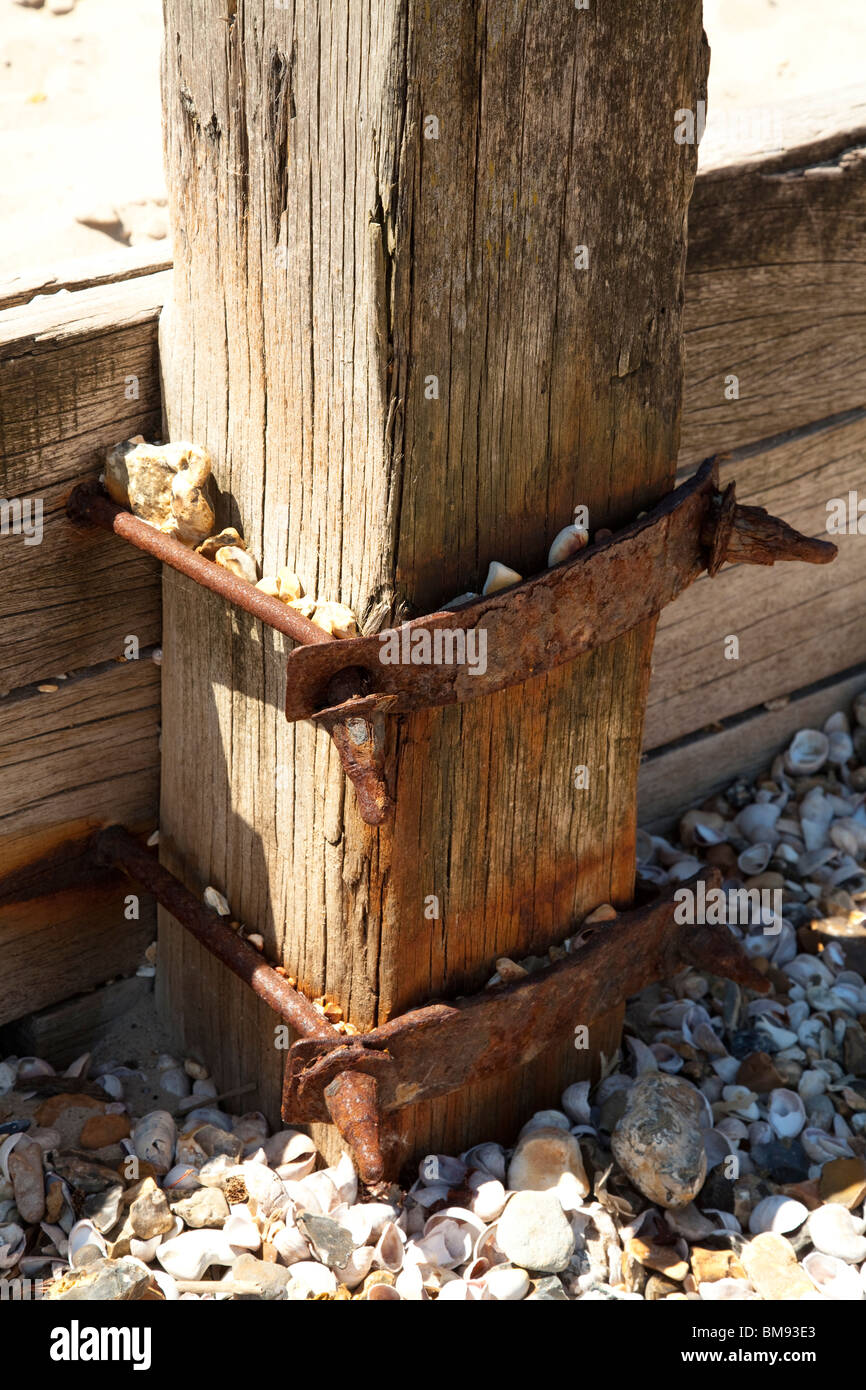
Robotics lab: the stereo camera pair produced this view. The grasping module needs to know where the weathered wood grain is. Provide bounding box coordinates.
[0,659,160,877]
[647,412,866,752]
[639,665,866,832]
[0,975,153,1068]
[157,0,706,1164]
[0,244,173,314]
[681,88,866,463]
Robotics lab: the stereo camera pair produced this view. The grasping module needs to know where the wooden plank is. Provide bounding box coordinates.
[0,882,153,1028]
[681,89,866,464]
[639,665,866,832]
[0,659,160,877]
[0,275,164,693]
[0,975,153,1068]
[646,412,866,751]
[157,0,707,1167]
[0,244,173,314]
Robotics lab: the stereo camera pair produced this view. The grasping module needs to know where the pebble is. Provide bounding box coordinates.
[79,1113,131,1149]
[506,1125,589,1200]
[690,1246,747,1284]
[497,1192,574,1273]
[170,1187,229,1229]
[129,1181,174,1240]
[626,1237,688,1282]
[526,1275,569,1301]
[740,1233,818,1301]
[8,1137,45,1223]
[297,1212,355,1269]
[46,1257,154,1301]
[483,1265,530,1300]
[735,1051,784,1094]
[807,1204,866,1263]
[818,1156,866,1209]
[611,1074,707,1209]
[231,1253,293,1299]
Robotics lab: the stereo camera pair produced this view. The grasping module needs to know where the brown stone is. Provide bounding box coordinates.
[736,1052,784,1095]
[8,1137,45,1223]
[780,1180,822,1211]
[741,1233,817,1301]
[690,1245,747,1284]
[36,1093,105,1128]
[645,1273,683,1300]
[626,1236,688,1282]
[818,1156,866,1210]
[80,1114,132,1150]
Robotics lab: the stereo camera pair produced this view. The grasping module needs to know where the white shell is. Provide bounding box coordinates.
[802,1250,864,1300]
[768,1088,806,1139]
[203,886,231,915]
[482,561,522,595]
[131,1110,176,1175]
[287,1260,338,1295]
[807,1204,866,1263]
[785,728,830,775]
[482,1264,530,1300]
[748,1195,808,1235]
[156,1228,237,1279]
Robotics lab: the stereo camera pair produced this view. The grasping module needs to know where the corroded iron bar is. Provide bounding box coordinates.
[67,481,332,648]
[284,870,770,1123]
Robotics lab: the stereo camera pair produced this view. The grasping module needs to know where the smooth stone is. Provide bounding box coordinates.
[736,1052,784,1095]
[748,1194,808,1235]
[170,1187,230,1228]
[749,1136,809,1183]
[8,1137,45,1223]
[807,1203,866,1263]
[818,1156,866,1209]
[690,1246,747,1283]
[80,1114,131,1149]
[626,1236,688,1282]
[296,1212,355,1269]
[129,1181,174,1240]
[506,1126,589,1198]
[46,1256,153,1301]
[611,1074,707,1209]
[645,1273,683,1300]
[526,1274,569,1300]
[741,1233,820,1300]
[497,1191,574,1273]
[231,1253,293,1300]
[483,1264,530,1300]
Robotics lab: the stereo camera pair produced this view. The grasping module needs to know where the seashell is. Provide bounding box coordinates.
[680,809,729,847]
[0,1061,17,1095]
[635,829,655,864]
[703,1129,734,1168]
[338,1244,376,1289]
[482,561,522,595]
[802,1250,863,1300]
[748,1195,808,1235]
[371,1220,405,1273]
[418,1152,467,1186]
[768,1088,806,1139]
[214,545,258,584]
[785,729,830,776]
[157,1228,237,1279]
[626,1036,658,1074]
[0,1222,26,1270]
[807,1205,866,1263]
[786,954,835,989]
[366,1281,402,1300]
[130,1232,165,1264]
[698,1278,759,1301]
[286,1260,339,1296]
[801,1128,854,1164]
[651,1044,684,1074]
[461,1141,506,1181]
[440,592,480,611]
[473,1221,508,1269]
[17,1057,55,1081]
[310,601,358,638]
[197,527,246,560]
[132,1110,176,1175]
[560,1082,592,1126]
[548,520,589,568]
[737,843,772,876]
[223,1204,261,1252]
[394,1261,427,1301]
[666,855,704,882]
[68,1219,108,1267]
[267,1217,311,1265]
[203,886,230,916]
[755,1017,799,1051]
[264,1130,317,1181]
[828,731,854,765]
[339,1202,400,1248]
[721,1086,760,1121]
[735,803,781,845]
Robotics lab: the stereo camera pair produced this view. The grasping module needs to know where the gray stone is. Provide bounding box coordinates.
[497,1191,574,1273]
[46,1257,154,1301]
[170,1186,230,1229]
[297,1212,355,1269]
[129,1183,174,1240]
[611,1074,706,1210]
[84,1183,124,1233]
[526,1275,568,1301]
[8,1137,45,1224]
[231,1253,293,1300]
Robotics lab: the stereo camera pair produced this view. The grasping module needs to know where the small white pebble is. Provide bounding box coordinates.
[151,648,163,666]
[482,561,522,596]
[146,829,160,846]
[246,934,264,952]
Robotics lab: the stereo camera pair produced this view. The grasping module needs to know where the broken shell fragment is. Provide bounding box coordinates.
[311,601,358,638]
[547,522,589,568]
[197,528,246,560]
[203,886,230,916]
[482,561,522,596]
[785,729,830,776]
[214,546,258,584]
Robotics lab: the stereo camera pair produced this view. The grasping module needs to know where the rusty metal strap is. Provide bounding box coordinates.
[282,868,769,1124]
[283,459,835,724]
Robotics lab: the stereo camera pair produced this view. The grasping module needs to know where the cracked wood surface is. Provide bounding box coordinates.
[157,0,706,1165]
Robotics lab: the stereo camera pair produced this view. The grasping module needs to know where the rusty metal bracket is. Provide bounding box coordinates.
[67,459,835,826]
[66,829,769,1185]
[281,458,836,724]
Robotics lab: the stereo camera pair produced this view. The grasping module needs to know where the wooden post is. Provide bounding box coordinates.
[157,1,708,1170]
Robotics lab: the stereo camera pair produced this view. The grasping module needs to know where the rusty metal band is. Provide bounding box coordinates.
[282,868,770,1124]
[282,460,721,723]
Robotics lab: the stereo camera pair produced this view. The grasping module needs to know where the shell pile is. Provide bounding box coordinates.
[103,437,358,639]
[3,698,866,1300]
